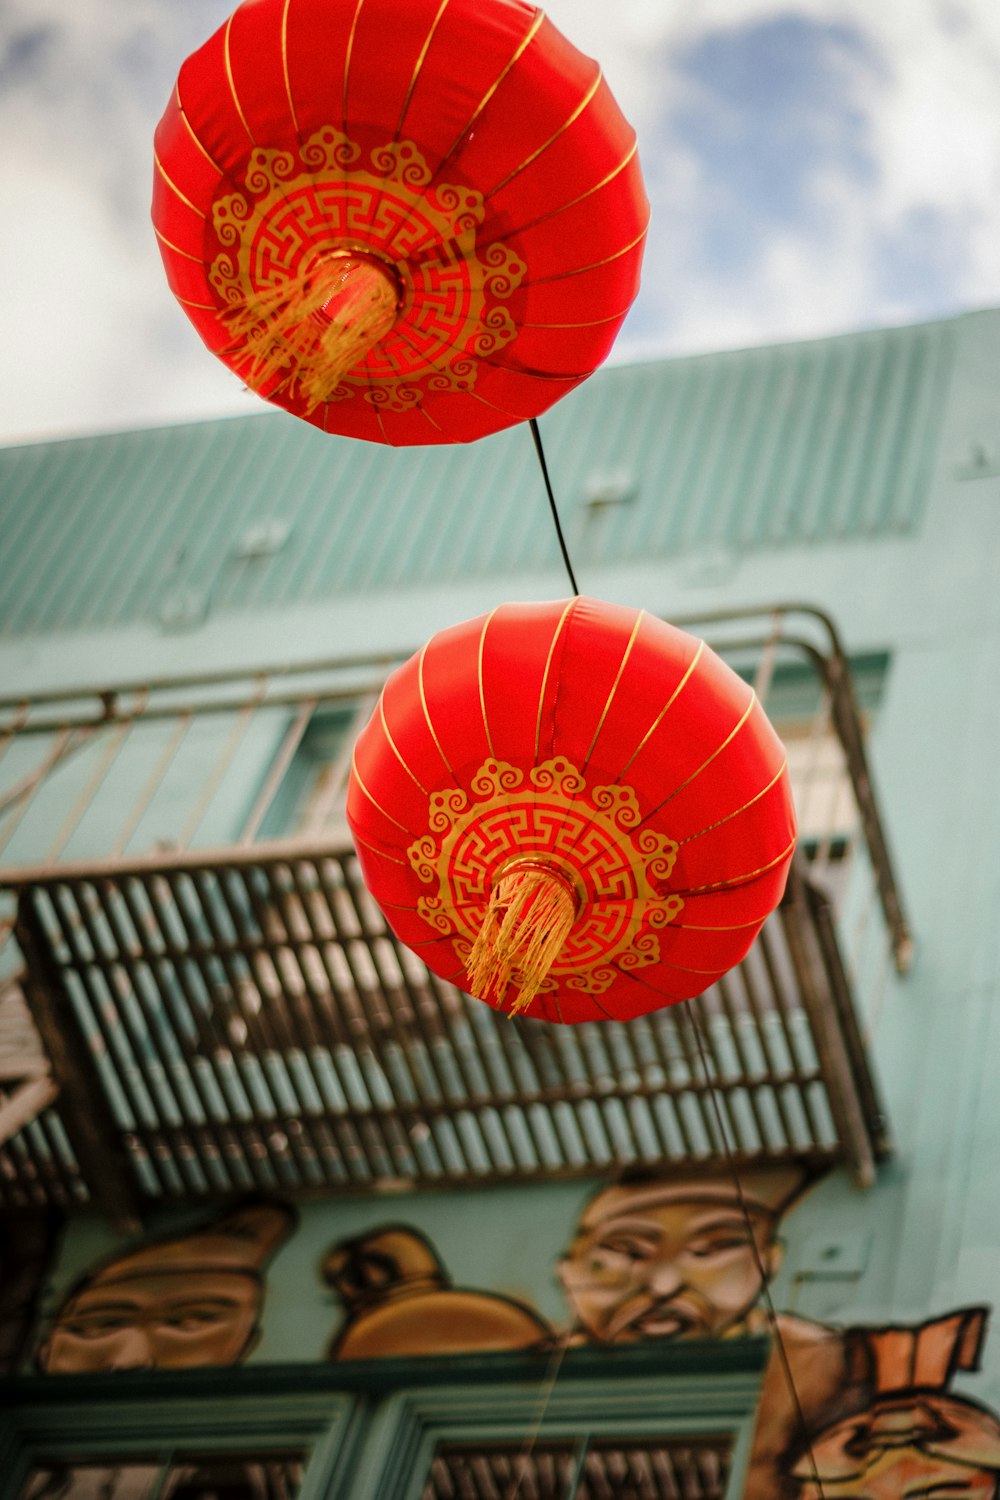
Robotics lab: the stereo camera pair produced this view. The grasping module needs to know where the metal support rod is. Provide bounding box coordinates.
[779,860,878,1188]
[14,893,143,1228]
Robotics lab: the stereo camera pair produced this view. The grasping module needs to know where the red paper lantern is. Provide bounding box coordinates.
[153,0,648,446]
[347,598,797,1024]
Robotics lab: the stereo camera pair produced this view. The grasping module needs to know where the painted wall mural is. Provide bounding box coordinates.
[557,1163,818,1344]
[556,1165,858,1500]
[323,1224,552,1359]
[26,1175,1000,1500]
[37,1201,295,1373]
[790,1308,1000,1499]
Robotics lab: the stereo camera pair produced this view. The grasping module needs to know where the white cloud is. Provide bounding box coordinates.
[1,0,1000,442]
[0,0,250,441]
[597,0,1000,356]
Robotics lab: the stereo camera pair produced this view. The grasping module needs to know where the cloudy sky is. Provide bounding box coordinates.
[1,0,999,446]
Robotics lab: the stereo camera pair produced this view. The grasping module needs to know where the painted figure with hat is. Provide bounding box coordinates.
[558,1162,823,1345]
[38,1200,295,1373]
[791,1306,1000,1498]
[558,1162,858,1500]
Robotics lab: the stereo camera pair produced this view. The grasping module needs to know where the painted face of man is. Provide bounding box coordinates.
[558,1196,781,1343]
[40,1268,262,1372]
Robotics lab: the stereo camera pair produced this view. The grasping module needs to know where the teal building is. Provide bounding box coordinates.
[1,306,999,1499]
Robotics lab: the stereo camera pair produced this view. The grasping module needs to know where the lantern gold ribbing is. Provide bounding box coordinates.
[347,598,797,1023]
[152,0,648,445]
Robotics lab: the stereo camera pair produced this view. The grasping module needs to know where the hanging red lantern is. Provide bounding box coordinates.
[347,598,797,1024]
[152,0,648,446]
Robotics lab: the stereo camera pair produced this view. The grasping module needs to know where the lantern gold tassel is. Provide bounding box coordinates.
[467,860,577,1017]
[223,252,400,413]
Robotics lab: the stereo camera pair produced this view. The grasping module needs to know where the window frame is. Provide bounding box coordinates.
[0,1372,353,1500]
[0,1341,768,1500]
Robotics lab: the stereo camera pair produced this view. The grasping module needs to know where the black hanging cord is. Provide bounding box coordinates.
[687,1005,828,1500]
[529,417,580,596]
[523,420,826,1497]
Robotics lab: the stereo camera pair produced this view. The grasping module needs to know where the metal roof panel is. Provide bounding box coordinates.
[0,316,955,638]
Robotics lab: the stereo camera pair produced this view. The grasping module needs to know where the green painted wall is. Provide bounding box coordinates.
[6,307,1000,1493]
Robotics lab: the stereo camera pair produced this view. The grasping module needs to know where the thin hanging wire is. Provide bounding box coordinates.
[521,455,828,1498]
[686,1003,829,1500]
[530,418,579,595]
[504,1331,572,1500]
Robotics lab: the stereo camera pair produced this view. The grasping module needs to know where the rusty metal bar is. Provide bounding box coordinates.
[754,927,830,1150]
[0,1097,73,1208]
[8,846,880,1199]
[14,894,141,1226]
[800,871,891,1162]
[294,859,466,1177]
[238,699,317,845]
[0,600,899,1207]
[779,861,878,1187]
[303,857,465,1179]
[254,864,413,1188]
[0,606,908,967]
[139,870,279,1195]
[96,878,234,1195]
[43,883,175,1198]
[177,690,265,850]
[709,973,772,1151]
[46,720,135,862]
[110,714,194,857]
[724,954,799,1150]
[821,647,912,971]
[180,865,318,1188]
[302,695,378,834]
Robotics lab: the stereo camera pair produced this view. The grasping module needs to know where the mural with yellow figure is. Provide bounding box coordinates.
[29,1171,1000,1500]
[322,1223,553,1359]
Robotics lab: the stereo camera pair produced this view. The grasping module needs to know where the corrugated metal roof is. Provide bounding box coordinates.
[0,315,954,638]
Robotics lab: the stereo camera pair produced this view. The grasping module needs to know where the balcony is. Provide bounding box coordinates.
[0,607,906,1220]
